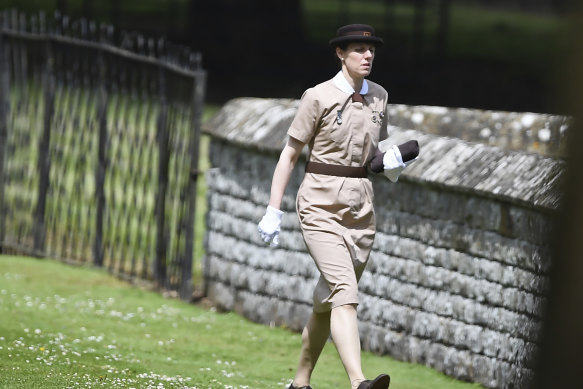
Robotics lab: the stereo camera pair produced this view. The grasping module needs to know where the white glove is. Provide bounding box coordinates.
[383,145,417,182]
[258,206,284,247]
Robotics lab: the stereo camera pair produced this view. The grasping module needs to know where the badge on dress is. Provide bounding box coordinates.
[371,111,384,124]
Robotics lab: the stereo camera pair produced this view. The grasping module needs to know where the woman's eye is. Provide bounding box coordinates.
[355,47,374,54]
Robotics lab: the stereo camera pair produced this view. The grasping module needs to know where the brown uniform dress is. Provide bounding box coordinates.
[288,73,388,313]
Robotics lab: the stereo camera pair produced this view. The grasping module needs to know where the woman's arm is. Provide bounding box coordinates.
[268,136,305,210]
[257,136,305,246]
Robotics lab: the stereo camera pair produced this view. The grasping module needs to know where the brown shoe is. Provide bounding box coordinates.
[357,374,390,389]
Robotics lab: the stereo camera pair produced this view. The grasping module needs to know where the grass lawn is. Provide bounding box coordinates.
[0,255,483,389]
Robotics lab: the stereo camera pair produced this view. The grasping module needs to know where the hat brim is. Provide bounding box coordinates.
[329,35,384,47]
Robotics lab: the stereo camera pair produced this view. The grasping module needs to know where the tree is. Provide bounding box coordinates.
[412,0,426,57]
[56,0,68,14]
[338,0,350,27]
[186,0,305,98]
[81,0,93,20]
[436,0,451,60]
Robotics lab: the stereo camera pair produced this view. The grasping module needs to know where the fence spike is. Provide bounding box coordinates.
[20,13,27,33]
[99,23,107,43]
[10,9,18,31]
[54,10,62,34]
[147,37,155,58]
[89,20,96,41]
[38,11,46,34]
[80,18,87,38]
[136,33,145,54]
[62,14,69,36]
[121,31,130,51]
[106,24,114,45]
[190,52,202,70]
[157,37,166,60]
[30,15,38,34]
[71,19,79,38]
[182,47,191,69]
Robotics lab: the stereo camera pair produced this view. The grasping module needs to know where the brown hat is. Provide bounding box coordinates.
[329,24,384,47]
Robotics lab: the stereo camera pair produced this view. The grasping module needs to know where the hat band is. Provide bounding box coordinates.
[340,31,373,37]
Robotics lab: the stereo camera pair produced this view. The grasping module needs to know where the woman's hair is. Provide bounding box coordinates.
[334,43,349,65]
[336,42,350,51]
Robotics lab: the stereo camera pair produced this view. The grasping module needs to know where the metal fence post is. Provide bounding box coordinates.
[0,22,9,254]
[180,64,207,301]
[93,50,107,267]
[33,34,55,256]
[154,65,169,288]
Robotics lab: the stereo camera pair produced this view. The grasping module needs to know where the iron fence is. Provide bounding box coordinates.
[0,10,206,300]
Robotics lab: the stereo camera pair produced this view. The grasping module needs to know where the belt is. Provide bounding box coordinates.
[305,161,368,178]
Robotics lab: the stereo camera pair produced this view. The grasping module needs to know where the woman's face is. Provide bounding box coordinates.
[337,42,376,78]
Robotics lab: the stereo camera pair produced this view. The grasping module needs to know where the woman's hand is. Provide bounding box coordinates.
[369,140,419,182]
[258,206,284,247]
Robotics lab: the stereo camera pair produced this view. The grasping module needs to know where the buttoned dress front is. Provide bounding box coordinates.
[288,72,388,313]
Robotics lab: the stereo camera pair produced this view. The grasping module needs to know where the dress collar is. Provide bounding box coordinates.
[333,71,369,95]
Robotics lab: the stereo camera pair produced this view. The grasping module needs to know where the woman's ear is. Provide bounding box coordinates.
[336,47,344,61]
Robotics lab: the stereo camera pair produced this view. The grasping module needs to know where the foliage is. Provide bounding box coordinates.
[0,1,570,112]
[302,0,567,65]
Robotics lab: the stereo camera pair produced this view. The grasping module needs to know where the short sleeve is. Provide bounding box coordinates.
[288,88,320,144]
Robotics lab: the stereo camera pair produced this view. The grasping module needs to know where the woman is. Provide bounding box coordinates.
[258,24,417,389]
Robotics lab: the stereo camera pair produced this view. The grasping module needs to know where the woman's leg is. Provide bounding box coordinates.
[292,310,332,387]
[330,304,366,389]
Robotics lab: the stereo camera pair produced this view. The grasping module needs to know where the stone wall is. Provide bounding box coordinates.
[202,97,567,389]
[387,105,571,159]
